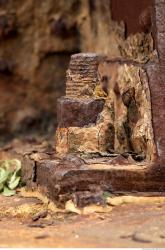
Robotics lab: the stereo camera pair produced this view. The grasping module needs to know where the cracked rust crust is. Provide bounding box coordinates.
[1,0,165,207]
[51,0,165,205]
[25,0,165,206]
[56,56,155,163]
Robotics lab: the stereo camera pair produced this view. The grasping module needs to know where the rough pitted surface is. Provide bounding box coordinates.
[72,189,105,208]
[52,0,165,204]
[54,154,86,181]
[57,97,105,127]
[56,56,155,161]
[0,0,157,144]
[66,53,101,97]
[1,0,165,207]
[120,32,154,63]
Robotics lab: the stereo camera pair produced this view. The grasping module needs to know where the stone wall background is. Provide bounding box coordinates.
[0,0,152,144]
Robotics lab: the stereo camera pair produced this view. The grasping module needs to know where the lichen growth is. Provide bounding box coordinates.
[119,32,154,63]
[94,85,108,98]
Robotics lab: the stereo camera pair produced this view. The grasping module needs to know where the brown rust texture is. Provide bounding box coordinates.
[145,0,165,169]
[111,0,153,35]
[1,0,165,206]
[55,0,165,168]
[0,0,156,144]
[56,54,155,163]
[50,0,165,205]
[57,97,105,128]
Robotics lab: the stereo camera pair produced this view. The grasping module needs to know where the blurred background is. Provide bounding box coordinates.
[0,0,152,145]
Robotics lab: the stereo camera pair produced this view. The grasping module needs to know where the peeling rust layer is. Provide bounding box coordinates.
[36,157,165,207]
[56,55,155,162]
[1,0,165,208]
[0,0,157,142]
[0,138,164,208]
[49,0,165,206]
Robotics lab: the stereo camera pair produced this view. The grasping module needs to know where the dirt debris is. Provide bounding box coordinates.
[1,188,165,218]
[0,194,165,247]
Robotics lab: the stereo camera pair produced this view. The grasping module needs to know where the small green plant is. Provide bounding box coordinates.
[103,191,112,201]
[0,159,21,196]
